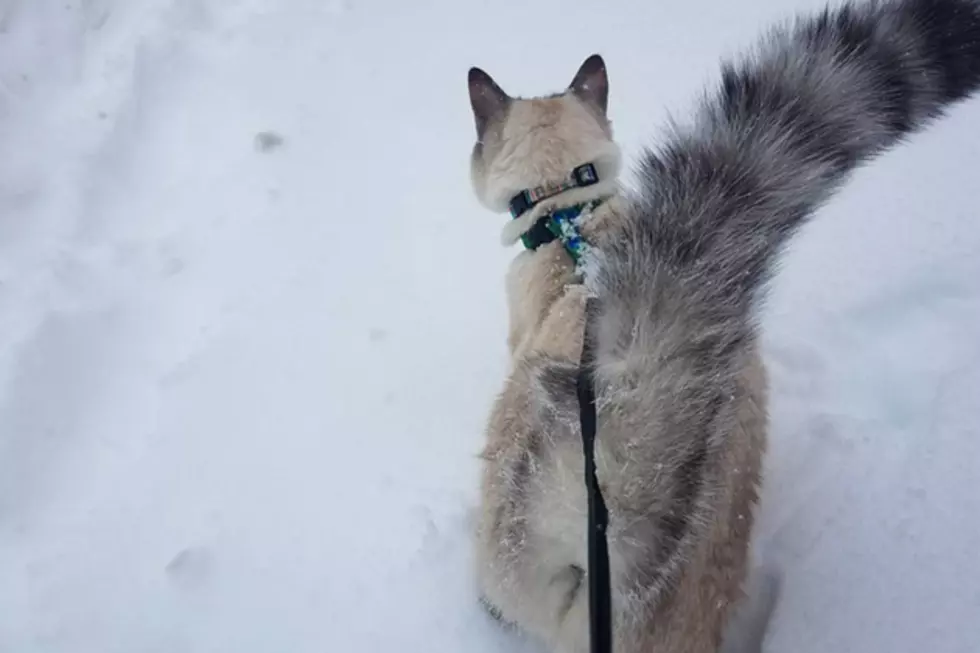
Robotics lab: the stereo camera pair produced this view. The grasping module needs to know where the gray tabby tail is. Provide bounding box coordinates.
[591,0,980,359]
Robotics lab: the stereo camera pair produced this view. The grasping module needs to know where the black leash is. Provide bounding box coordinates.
[507,164,612,651]
[577,297,612,653]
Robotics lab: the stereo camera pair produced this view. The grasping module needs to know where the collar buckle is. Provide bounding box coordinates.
[508,162,601,219]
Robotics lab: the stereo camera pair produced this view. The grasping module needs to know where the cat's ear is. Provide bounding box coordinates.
[569,54,609,115]
[468,66,511,140]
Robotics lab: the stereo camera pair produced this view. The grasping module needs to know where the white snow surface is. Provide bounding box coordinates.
[1,0,979,651]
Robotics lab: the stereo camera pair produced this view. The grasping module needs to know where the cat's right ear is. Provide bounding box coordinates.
[569,54,609,116]
[468,67,511,141]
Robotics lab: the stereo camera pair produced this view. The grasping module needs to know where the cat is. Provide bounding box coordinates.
[467,1,980,651]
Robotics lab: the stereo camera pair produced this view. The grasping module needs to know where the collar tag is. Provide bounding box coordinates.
[573,162,598,186]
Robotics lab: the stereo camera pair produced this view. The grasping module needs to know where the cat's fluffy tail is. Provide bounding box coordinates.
[587,0,980,402]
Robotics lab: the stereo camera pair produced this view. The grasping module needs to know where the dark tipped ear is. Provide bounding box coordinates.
[468,66,511,140]
[568,54,609,115]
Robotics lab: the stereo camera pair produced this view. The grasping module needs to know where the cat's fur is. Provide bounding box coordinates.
[467,1,980,652]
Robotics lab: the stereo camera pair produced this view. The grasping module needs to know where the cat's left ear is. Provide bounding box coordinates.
[468,66,511,141]
[569,54,609,116]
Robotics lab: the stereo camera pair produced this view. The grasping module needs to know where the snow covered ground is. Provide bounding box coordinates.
[1,0,979,651]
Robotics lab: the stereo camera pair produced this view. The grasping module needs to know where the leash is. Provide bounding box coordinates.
[511,164,614,653]
[578,297,612,653]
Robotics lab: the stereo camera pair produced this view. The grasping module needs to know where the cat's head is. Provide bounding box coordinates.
[466,54,622,242]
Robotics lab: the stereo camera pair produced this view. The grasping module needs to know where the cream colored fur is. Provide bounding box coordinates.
[466,56,774,653]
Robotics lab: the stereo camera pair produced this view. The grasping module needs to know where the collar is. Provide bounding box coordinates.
[504,161,608,266]
[478,140,622,218]
[500,159,617,248]
[508,162,600,219]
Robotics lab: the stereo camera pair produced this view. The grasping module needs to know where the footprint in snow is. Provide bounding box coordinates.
[165,546,213,589]
[254,131,285,153]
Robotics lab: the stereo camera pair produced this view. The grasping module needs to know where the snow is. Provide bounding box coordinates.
[1,0,978,651]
